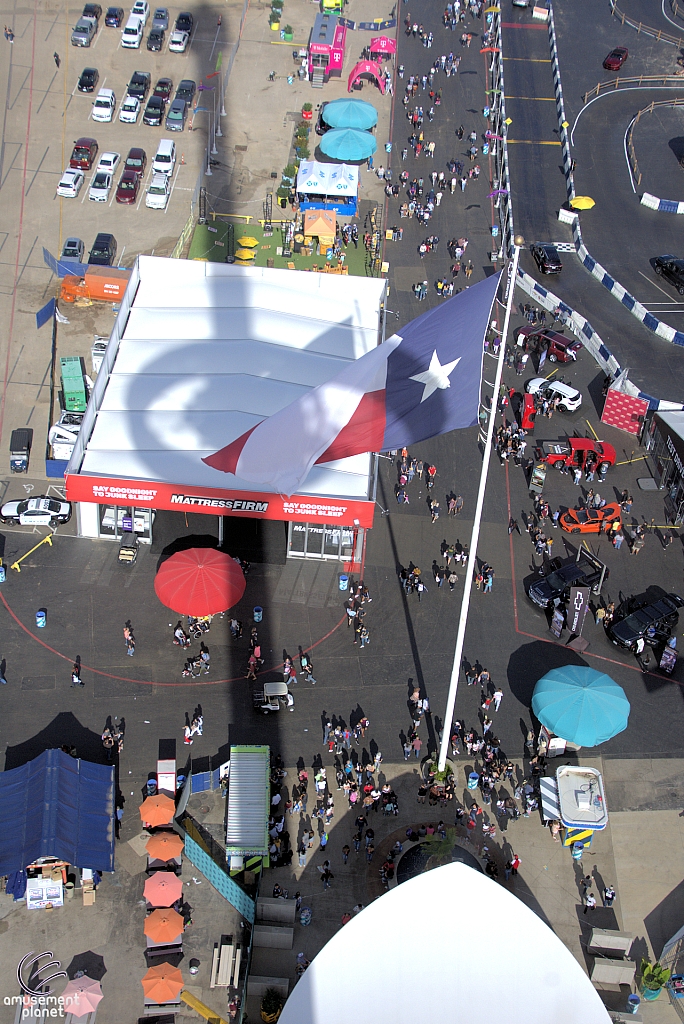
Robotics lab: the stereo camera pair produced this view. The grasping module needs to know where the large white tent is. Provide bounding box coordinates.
[280,863,611,1024]
[296,160,358,198]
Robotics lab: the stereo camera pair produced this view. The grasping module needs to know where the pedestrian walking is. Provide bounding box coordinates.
[126,634,136,656]
[53,51,60,67]
[584,892,597,914]
[200,643,210,674]
[319,831,329,851]
[412,735,422,758]
[342,844,350,864]
[603,884,616,907]
[321,868,334,889]
[403,740,412,760]
[71,662,84,687]
[492,687,503,711]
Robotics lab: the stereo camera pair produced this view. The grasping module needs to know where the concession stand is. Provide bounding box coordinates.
[308,13,347,82]
[296,160,359,216]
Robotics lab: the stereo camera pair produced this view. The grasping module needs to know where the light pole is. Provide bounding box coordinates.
[437,239,523,772]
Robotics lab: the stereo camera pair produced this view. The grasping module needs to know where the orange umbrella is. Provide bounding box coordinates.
[139,794,175,827]
[146,832,184,861]
[61,978,103,1018]
[141,963,184,1004]
[144,871,183,907]
[144,907,185,944]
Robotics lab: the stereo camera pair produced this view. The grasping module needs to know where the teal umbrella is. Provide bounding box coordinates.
[319,127,377,162]
[531,666,630,747]
[323,98,378,130]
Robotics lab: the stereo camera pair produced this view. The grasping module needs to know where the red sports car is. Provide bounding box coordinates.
[603,47,628,71]
[560,503,622,535]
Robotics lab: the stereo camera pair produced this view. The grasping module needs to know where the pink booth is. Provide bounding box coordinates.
[308,13,347,82]
[347,60,386,94]
[369,35,396,59]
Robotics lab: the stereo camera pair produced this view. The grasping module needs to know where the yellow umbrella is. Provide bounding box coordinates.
[484,5,500,11]
[235,248,256,260]
[569,196,595,210]
[234,258,255,266]
[237,236,259,247]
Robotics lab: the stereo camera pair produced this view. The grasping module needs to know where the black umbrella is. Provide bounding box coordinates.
[66,952,107,982]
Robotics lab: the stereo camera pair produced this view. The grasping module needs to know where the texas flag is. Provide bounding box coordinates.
[203,271,501,495]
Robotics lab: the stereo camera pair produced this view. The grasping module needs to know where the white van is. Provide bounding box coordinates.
[92,88,116,122]
[121,13,143,47]
[152,138,176,175]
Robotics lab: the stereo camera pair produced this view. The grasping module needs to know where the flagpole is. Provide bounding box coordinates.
[437,243,521,772]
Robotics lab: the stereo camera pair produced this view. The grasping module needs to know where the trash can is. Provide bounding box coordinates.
[146,779,157,796]
[36,610,46,628]
[0,565,5,583]
[64,882,74,900]
[626,995,640,1014]
[189,958,200,975]
[571,842,584,861]
[254,606,263,623]
[467,772,479,790]
[300,906,312,926]
[339,574,349,592]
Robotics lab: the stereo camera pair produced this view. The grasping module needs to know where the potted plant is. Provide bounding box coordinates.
[260,988,284,1022]
[295,143,309,160]
[282,163,297,183]
[283,24,293,41]
[301,101,313,120]
[269,10,280,30]
[277,185,290,209]
[423,760,454,784]
[640,959,671,1001]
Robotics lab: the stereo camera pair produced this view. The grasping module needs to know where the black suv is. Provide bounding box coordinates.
[606,585,684,650]
[77,66,99,91]
[525,553,607,610]
[143,94,166,125]
[147,26,164,49]
[128,70,151,101]
[531,243,562,275]
[175,78,196,103]
[175,10,193,32]
[88,232,117,266]
[654,255,684,295]
[82,3,102,19]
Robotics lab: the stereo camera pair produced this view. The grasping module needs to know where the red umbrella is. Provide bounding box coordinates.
[154,548,246,616]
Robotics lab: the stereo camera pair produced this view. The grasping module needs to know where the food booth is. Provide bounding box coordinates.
[308,13,347,82]
[303,210,337,253]
[296,160,359,215]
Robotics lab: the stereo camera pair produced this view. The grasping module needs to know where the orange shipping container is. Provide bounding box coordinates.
[60,266,131,304]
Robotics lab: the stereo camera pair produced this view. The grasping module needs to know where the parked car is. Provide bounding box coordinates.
[603,46,628,70]
[559,503,622,535]
[88,232,117,265]
[524,552,608,609]
[315,102,329,136]
[131,0,150,22]
[525,377,582,412]
[168,28,189,51]
[60,237,85,262]
[89,170,112,201]
[152,137,175,174]
[146,171,171,208]
[104,5,124,25]
[128,70,151,100]
[531,243,562,275]
[515,326,582,363]
[71,16,97,44]
[116,168,140,203]
[125,146,147,177]
[165,97,187,131]
[91,87,116,122]
[175,78,195,103]
[119,94,140,122]
[653,255,684,296]
[70,137,98,169]
[151,6,168,28]
[121,13,143,46]
[143,94,166,125]
[82,3,102,19]
[606,586,683,651]
[0,496,72,526]
[147,25,164,49]
[154,76,173,99]
[534,436,617,474]
[77,66,99,92]
[97,150,120,174]
[175,10,193,32]
[57,168,85,197]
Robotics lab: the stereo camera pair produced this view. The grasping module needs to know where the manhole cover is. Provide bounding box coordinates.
[199,805,211,814]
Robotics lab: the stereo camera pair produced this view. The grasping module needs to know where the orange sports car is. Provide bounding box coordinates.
[559,503,622,535]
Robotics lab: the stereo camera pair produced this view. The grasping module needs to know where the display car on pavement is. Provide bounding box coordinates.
[531,243,562,275]
[653,255,684,296]
[515,326,582,363]
[559,503,621,535]
[606,586,684,650]
[1,497,72,526]
[603,46,628,70]
[525,377,582,412]
[534,437,616,473]
[524,552,608,609]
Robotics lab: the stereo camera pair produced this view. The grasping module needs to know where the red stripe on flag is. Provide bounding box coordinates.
[202,422,261,474]
[315,390,386,465]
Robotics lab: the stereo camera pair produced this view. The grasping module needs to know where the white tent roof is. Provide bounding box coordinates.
[72,257,385,500]
[225,746,270,856]
[296,160,359,197]
[280,863,611,1024]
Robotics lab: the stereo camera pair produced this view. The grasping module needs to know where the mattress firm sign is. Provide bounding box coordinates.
[65,474,375,527]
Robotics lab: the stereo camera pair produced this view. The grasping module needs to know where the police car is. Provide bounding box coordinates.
[0,496,72,526]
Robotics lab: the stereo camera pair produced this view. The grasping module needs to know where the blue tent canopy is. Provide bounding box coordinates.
[0,748,115,874]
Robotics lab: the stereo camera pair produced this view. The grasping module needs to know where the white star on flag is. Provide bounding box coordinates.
[409,350,462,403]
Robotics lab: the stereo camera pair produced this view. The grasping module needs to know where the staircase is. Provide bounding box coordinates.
[311,68,325,88]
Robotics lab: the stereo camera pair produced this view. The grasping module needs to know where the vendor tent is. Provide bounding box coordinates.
[347,60,385,94]
[319,127,377,162]
[303,210,337,247]
[296,160,359,198]
[322,98,378,130]
[0,748,115,875]
[369,35,396,55]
